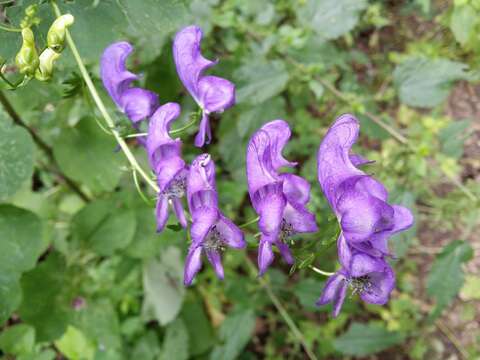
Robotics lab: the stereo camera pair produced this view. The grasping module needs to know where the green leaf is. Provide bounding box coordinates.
[450,5,478,46]
[439,119,470,159]
[460,275,480,301]
[141,247,185,326]
[333,323,405,356]
[159,318,189,360]
[235,60,289,105]
[426,240,473,314]
[0,272,22,325]
[0,205,43,274]
[180,298,215,356]
[0,120,35,201]
[19,252,73,342]
[210,308,256,360]
[296,0,368,40]
[72,197,137,256]
[55,326,95,360]
[0,324,35,356]
[393,57,470,108]
[294,278,325,311]
[131,331,161,360]
[53,117,124,194]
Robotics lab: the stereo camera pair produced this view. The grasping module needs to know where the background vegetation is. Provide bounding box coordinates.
[0,0,479,359]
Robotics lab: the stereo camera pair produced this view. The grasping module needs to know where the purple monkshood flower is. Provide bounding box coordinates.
[316,235,395,317]
[173,25,235,147]
[246,120,318,276]
[147,103,188,232]
[317,114,414,257]
[184,154,245,285]
[101,42,159,123]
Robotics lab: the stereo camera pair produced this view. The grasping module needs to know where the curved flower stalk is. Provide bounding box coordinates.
[100,42,159,124]
[246,120,318,276]
[173,25,235,147]
[316,114,413,316]
[184,154,245,285]
[147,103,188,231]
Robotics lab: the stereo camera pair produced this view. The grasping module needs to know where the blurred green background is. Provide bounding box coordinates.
[0,0,479,359]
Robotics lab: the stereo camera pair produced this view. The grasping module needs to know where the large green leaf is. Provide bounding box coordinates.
[72,197,137,256]
[55,326,95,360]
[333,323,404,356]
[180,298,215,356]
[450,4,478,46]
[0,120,35,201]
[53,117,124,194]
[210,308,256,360]
[426,240,473,315]
[141,247,185,326]
[393,57,471,108]
[296,0,368,40]
[0,205,43,274]
[0,324,35,356]
[235,60,289,105]
[18,253,73,342]
[293,278,325,311]
[159,318,189,360]
[0,273,22,325]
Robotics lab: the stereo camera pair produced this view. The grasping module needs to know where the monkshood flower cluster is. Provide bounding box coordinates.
[100,24,413,314]
[316,115,414,316]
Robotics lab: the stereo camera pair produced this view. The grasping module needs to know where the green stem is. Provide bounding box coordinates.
[0,24,22,32]
[51,1,159,193]
[169,115,199,136]
[309,265,335,277]
[245,258,318,360]
[239,216,260,228]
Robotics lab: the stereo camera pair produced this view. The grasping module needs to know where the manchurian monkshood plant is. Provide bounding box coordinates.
[99,24,414,316]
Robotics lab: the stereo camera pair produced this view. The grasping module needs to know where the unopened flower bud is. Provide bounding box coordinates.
[15,28,39,76]
[47,14,74,53]
[35,48,60,81]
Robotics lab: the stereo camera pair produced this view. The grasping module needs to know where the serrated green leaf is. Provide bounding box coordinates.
[296,0,368,40]
[141,247,185,326]
[235,60,289,105]
[333,323,405,356]
[53,117,124,194]
[18,252,73,342]
[210,308,256,360]
[0,119,35,200]
[0,324,35,356]
[426,240,473,314]
[393,57,470,108]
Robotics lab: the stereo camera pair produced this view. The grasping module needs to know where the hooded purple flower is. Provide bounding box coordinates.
[100,41,158,123]
[246,120,318,275]
[184,154,245,285]
[316,235,395,317]
[317,114,414,257]
[147,103,188,231]
[173,25,235,147]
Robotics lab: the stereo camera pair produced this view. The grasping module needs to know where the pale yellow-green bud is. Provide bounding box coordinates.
[35,48,61,81]
[15,28,39,77]
[47,14,75,53]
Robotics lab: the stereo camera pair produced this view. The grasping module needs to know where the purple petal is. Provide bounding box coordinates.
[277,242,294,264]
[258,237,275,276]
[316,273,348,317]
[184,245,203,286]
[100,42,158,123]
[215,214,246,249]
[260,120,297,170]
[254,183,286,236]
[281,173,311,206]
[172,197,187,228]
[359,265,395,305]
[337,233,352,269]
[283,202,318,234]
[206,249,224,280]
[155,196,169,232]
[349,154,374,167]
[317,114,364,211]
[187,154,218,211]
[198,75,235,113]
[194,112,212,147]
[349,253,386,278]
[189,207,218,245]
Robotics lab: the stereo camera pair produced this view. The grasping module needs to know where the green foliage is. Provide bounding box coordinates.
[333,323,405,356]
[426,240,473,316]
[0,324,35,356]
[0,119,35,200]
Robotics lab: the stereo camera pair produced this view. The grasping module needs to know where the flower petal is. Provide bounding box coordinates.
[283,202,318,233]
[316,272,348,317]
[155,196,169,232]
[198,75,235,113]
[190,207,218,245]
[172,197,187,228]
[254,183,286,236]
[261,120,297,170]
[100,41,158,122]
[349,253,386,278]
[276,241,294,264]
[194,112,212,147]
[206,249,224,280]
[215,214,246,249]
[258,237,275,276]
[359,265,395,305]
[184,245,203,286]
[281,173,311,205]
[187,154,218,211]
